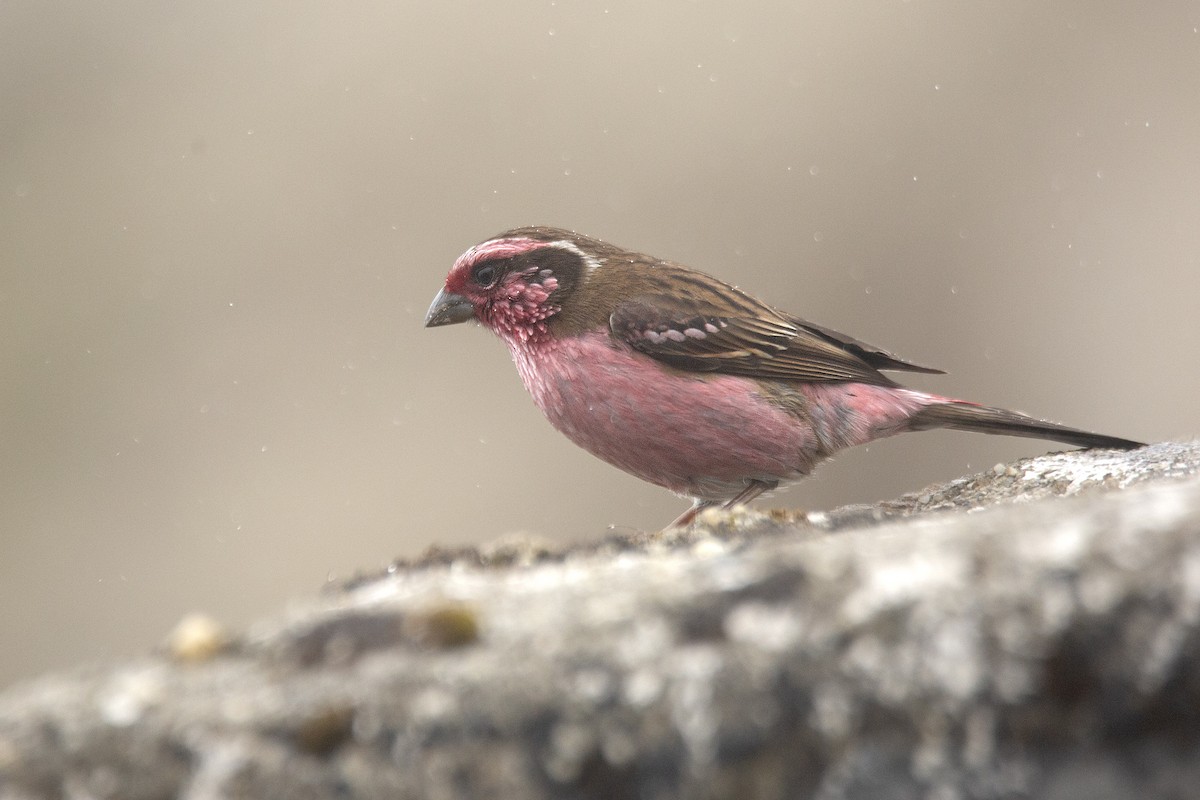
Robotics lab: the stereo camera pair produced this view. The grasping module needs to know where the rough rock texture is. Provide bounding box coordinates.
[2,442,1199,800]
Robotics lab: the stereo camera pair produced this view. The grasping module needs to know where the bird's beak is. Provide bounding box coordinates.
[424,288,475,328]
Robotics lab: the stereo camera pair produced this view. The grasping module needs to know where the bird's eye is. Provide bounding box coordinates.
[472,263,498,287]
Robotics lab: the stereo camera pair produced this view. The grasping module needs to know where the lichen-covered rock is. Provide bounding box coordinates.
[1,442,1198,800]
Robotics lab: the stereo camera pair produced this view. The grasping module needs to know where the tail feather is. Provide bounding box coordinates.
[909,401,1143,451]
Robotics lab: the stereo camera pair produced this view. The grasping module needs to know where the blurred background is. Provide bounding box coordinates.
[2,0,1197,688]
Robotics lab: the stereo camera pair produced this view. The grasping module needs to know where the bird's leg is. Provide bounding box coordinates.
[721,479,776,510]
[669,479,778,529]
[668,499,716,529]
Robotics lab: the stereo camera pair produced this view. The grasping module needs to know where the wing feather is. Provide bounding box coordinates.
[607,267,941,386]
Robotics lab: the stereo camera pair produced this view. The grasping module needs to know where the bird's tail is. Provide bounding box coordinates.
[908,400,1143,451]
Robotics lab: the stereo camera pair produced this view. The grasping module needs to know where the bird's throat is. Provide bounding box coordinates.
[481,276,560,346]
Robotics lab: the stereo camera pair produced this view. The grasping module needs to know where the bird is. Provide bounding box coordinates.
[424,226,1143,527]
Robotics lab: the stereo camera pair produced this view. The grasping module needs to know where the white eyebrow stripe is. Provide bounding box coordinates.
[546,239,601,275]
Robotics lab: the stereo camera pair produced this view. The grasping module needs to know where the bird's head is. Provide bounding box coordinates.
[424,227,605,345]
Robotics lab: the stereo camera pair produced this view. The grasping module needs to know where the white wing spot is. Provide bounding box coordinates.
[704,322,720,333]
[664,329,687,342]
[683,328,706,339]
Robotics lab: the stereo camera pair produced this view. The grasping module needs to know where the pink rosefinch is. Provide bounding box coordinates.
[426,227,1142,526]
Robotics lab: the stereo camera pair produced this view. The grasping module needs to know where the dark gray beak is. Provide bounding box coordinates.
[424,288,476,327]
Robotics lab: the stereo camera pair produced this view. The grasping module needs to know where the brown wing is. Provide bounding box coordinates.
[788,317,944,376]
[607,268,942,387]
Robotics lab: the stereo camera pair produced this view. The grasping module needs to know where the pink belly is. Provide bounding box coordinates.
[508,331,824,500]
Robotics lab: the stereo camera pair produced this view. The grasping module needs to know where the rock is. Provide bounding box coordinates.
[1,442,1198,800]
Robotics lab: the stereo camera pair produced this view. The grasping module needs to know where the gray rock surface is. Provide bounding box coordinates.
[2,442,1199,800]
